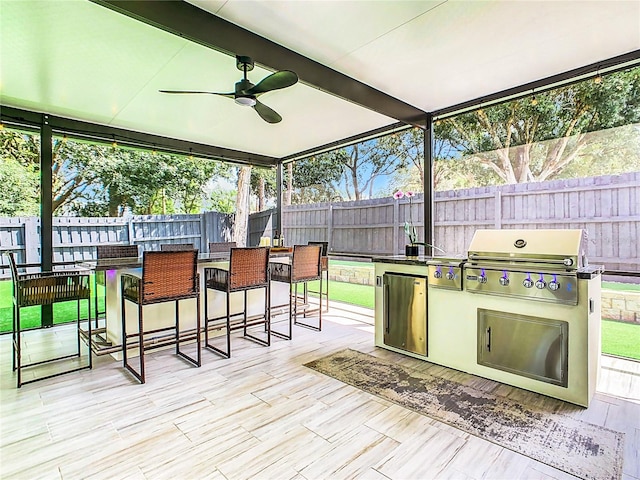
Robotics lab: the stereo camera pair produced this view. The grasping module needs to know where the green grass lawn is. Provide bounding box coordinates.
[1,276,638,361]
[601,319,640,360]
[602,281,640,292]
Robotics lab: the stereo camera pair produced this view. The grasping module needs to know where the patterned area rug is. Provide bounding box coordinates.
[304,349,624,480]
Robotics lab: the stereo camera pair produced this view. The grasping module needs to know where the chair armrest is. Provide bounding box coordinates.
[204,267,229,291]
[121,273,142,303]
[269,262,291,283]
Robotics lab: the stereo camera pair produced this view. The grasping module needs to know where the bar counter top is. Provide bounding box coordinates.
[78,250,292,271]
[371,255,466,266]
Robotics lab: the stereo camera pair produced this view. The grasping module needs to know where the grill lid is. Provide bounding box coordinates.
[467,229,585,269]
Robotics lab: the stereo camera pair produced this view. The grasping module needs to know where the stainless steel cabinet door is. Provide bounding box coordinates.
[478,309,568,386]
[383,273,427,356]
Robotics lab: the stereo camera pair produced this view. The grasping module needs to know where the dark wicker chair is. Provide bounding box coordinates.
[208,241,237,254]
[160,243,196,252]
[307,241,329,312]
[270,244,323,339]
[120,250,201,384]
[203,247,270,358]
[95,244,139,323]
[7,252,92,388]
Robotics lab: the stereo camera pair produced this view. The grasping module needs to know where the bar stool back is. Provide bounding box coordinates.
[120,250,201,384]
[160,243,196,251]
[307,241,329,311]
[270,244,322,339]
[204,247,270,358]
[208,241,237,253]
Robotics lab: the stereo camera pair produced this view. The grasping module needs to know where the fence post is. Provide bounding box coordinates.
[24,217,40,270]
[393,199,399,256]
[494,190,502,229]
[127,217,135,246]
[200,212,208,252]
[327,204,333,252]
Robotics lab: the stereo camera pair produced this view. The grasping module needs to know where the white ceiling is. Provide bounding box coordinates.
[1,0,639,162]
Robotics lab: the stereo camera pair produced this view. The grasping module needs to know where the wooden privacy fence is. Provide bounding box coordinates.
[1,172,638,276]
[274,172,640,272]
[0,212,233,277]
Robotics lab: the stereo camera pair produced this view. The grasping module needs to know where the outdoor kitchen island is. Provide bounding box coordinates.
[373,229,603,407]
[79,252,292,360]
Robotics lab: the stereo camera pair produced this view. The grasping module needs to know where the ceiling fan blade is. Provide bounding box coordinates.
[253,100,282,124]
[245,70,298,95]
[159,90,234,98]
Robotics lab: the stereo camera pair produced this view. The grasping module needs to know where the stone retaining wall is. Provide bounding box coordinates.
[329,265,375,286]
[602,290,640,325]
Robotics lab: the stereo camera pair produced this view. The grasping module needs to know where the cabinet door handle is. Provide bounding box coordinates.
[486,327,491,352]
[384,284,390,333]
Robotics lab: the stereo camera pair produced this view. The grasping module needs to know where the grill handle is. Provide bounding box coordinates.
[468,254,574,267]
[486,327,491,352]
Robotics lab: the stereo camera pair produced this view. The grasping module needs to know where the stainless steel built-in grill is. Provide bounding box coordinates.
[464,229,595,305]
[462,229,603,392]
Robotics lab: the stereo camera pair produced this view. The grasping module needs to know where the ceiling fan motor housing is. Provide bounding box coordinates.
[235,78,257,106]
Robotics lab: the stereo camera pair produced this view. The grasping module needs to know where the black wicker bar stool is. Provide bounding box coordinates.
[270,244,323,339]
[120,250,201,384]
[95,244,139,324]
[8,252,93,388]
[204,246,270,358]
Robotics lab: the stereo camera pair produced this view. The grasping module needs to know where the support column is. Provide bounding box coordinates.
[423,114,435,255]
[275,161,283,240]
[40,115,54,327]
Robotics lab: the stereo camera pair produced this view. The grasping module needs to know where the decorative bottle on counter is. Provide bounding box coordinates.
[273,231,280,247]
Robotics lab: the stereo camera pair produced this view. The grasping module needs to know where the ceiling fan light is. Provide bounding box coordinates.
[235,96,257,107]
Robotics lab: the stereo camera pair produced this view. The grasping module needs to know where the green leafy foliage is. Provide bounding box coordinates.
[0,129,233,216]
[0,128,40,216]
[435,67,640,186]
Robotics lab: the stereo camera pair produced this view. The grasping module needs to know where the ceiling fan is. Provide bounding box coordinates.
[160,55,298,124]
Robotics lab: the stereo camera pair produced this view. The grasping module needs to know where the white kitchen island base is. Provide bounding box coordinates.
[374,259,601,407]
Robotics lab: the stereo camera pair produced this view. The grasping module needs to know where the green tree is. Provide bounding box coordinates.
[0,156,39,215]
[290,138,408,204]
[0,128,41,215]
[287,155,342,204]
[0,128,232,216]
[208,189,236,214]
[438,68,640,184]
[250,167,276,211]
[234,166,252,246]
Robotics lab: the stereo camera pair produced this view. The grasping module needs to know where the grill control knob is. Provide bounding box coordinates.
[433,269,442,279]
[499,276,509,286]
[446,266,455,280]
[535,279,547,289]
[522,278,534,288]
[548,281,561,291]
[478,275,487,284]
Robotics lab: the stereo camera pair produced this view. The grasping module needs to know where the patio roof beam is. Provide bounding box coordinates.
[0,106,278,167]
[91,0,428,128]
